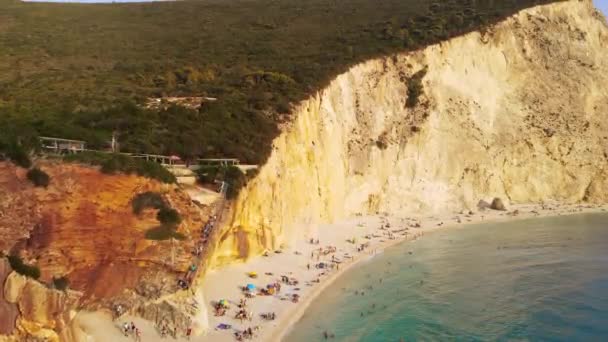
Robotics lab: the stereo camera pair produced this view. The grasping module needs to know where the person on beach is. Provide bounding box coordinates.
[123,322,130,336]
[135,328,141,342]
[186,327,192,340]
[114,304,123,319]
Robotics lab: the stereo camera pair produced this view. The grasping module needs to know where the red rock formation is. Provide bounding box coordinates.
[0,160,206,304]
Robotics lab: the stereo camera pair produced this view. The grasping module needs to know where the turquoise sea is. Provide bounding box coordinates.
[286,213,608,341]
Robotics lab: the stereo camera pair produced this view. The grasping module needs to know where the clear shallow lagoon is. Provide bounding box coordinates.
[286,213,608,341]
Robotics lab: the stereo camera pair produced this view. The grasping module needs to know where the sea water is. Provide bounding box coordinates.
[286,213,608,341]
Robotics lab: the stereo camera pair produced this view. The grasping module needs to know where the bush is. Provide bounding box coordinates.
[7,255,41,279]
[133,160,177,184]
[195,165,221,184]
[63,151,111,165]
[406,67,428,108]
[26,167,50,188]
[52,276,69,291]
[145,226,186,241]
[99,154,133,174]
[157,207,182,226]
[196,165,254,199]
[64,152,176,184]
[4,144,32,168]
[224,166,247,200]
[132,192,167,215]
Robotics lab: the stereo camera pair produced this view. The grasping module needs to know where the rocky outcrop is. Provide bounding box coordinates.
[1,270,81,342]
[212,0,608,265]
[490,198,507,211]
[0,161,206,303]
[0,260,18,335]
[0,161,211,340]
[137,300,192,338]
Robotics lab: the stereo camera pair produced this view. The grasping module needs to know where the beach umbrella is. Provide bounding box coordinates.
[246,283,256,291]
[248,271,258,278]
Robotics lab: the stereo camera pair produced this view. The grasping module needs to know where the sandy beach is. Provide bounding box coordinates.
[77,202,608,342]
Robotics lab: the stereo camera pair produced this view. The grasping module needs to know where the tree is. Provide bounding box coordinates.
[157,208,182,226]
[27,167,50,188]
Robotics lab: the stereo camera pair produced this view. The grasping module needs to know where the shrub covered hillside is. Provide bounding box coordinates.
[0,0,560,164]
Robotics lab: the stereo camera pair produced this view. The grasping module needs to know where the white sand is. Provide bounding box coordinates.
[78,203,608,342]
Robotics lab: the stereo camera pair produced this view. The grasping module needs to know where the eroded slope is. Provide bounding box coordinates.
[0,161,210,340]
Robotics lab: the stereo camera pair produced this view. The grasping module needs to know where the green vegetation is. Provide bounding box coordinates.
[131,191,182,225]
[224,166,248,200]
[0,0,560,165]
[7,255,41,279]
[26,167,50,188]
[0,142,32,168]
[132,191,167,215]
[145,226,186,241]
[406,67,428,108]
[52,276,70,291]
[157,207,182,226]
[131,191,184,240]
[195,165,251,199]
[195,165,222,184]
[63,151,176,183]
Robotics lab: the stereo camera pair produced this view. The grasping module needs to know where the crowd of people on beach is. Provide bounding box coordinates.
[106,204,608,341]
[116,215,422,341]
[193,216,421,340]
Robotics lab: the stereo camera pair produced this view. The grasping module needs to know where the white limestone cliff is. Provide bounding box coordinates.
[211,0,608,265]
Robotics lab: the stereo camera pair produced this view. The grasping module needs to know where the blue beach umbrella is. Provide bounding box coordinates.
[246,283,256,291]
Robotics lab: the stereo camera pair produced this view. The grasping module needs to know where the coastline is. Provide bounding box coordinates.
[202,202,608,342]
[271,203,608,341]
[268,229,427,342]
[77,202,608,342]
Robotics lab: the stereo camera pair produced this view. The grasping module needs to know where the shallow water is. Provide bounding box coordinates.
[286,213,608,341]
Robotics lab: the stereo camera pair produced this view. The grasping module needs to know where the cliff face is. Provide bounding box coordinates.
[0,161,208,340]
[2,270,81,342]
[212,0,608,265]
[0,161,203,300]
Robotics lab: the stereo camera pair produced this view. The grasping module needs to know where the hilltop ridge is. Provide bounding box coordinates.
[0,0,561,164]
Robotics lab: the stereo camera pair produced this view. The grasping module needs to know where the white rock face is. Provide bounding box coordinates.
[211,0,608,265]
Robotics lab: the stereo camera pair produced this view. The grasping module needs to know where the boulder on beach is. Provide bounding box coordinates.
[490,198,507,211]
[477,200,491,210]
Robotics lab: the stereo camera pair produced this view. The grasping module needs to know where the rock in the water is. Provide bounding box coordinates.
[490,198,507,211]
